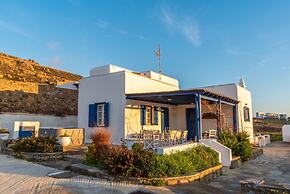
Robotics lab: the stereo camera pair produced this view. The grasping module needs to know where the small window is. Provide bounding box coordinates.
[97,104,105,126]
[88,102,109,127]
[140,106,158,126]
[243,106,250,122]
[145,106,152,125]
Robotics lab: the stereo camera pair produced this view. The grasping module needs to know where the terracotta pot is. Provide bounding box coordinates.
[58,136,71,147]
[0,133,9,140]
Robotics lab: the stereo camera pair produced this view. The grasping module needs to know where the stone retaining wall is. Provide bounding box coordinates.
[241,178,290,193]
[68,163,223,186]
[0,147,63,161]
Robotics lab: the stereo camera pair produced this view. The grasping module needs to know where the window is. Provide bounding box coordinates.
[97,104,105,126]
[88,102,109,127]
[140,106,159,126]
[243,106,250,122]
[145,106,152,125]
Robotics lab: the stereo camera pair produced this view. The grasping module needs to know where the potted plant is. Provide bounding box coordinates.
[0,128,10,140]
[57,132,71,147]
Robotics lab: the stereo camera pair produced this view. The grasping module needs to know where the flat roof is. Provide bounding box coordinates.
[126,88,239,105]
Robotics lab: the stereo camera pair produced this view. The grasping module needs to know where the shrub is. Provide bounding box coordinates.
[218,130,252,161]
[10,137,58,153]
[85,129,111,167]
[131,143,155,177]
[0,128,9,133]
[148,145,219,178]
[85,136,220,178]
[234,131,252,161]
[217,130,237,150]
[91,129,111,146]
[104,146,134,177]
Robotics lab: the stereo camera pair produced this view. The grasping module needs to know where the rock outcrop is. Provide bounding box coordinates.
[0,52,81,116]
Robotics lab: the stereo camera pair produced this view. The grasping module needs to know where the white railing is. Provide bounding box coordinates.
[200,139,232,167]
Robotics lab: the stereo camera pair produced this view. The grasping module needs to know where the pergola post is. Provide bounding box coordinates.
[217,99,222,134]
[233,104,238,133]
[194,94,202,142]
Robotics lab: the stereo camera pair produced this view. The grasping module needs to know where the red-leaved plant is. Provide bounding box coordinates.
[89,129,111,167]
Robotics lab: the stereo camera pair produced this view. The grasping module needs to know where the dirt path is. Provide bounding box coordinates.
[167,141,290,193]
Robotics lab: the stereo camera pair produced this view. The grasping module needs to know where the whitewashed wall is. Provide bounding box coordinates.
[204,84,254,142]
[78,71,126,144]
[0,112,77,135]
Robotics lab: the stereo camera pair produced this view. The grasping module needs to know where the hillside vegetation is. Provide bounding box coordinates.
[0,52,81,85]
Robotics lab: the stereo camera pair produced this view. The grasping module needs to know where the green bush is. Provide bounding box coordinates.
[217,130,237,150]
[131,143,155,177]
[234,132,252,161]
[85,139,220,178]
[104,146,134,177]
[148,145,219,178]
[218,130,252,161]
[10,137,58,153]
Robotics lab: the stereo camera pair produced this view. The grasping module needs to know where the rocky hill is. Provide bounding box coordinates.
[0,52,81,84]
[0,52,82,116]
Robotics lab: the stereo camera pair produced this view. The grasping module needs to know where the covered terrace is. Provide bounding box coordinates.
[126,88,239,142]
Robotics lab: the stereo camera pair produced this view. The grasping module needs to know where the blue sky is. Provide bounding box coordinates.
[1,0,290,114]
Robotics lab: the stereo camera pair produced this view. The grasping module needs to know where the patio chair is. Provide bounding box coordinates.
[152,132,160,149]
[169,130,177,145]
[181,131,188,143]
[209,129,217,139]
[175,130,182,144]
[163,132,171,146]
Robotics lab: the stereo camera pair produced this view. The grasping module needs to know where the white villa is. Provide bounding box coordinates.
[60,65,254,145]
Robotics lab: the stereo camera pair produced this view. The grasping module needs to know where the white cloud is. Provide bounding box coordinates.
[47,42,58,49]
[96,19,109,29]
[50,56,63,66]
[117,29,129,35]
[161,8,174,26]
[160,8,201,46]
[180,21,201,46]
[0,19,35,40]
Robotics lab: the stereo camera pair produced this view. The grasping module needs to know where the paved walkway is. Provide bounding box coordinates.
[167,141,290,193]
[1,142,289,194]
[0,154,172,194]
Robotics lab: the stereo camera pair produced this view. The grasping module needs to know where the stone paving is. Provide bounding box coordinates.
[167,141,290,194]
[0,154,172,194]
[0,141,289,193]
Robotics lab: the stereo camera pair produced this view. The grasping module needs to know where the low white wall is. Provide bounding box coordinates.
[156,142,198,155]
[282,125,290,142]
[200,139,232,167]
[0,113,77,135]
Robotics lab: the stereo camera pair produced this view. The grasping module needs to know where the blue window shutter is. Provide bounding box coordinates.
[154,107,158,125]
[140,105,146,125]
[104,103,109,127]
[88,104,97,127]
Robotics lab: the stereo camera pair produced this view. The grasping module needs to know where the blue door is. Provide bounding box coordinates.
[161,107,169,132]
[19,126,34,138]
[186,108,196,141]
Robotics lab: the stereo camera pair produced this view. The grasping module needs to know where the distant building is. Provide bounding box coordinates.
[256,112,266,119]
[279,114,288,120]
[255,112,288,120]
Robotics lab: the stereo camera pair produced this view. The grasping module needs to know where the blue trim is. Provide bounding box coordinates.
[104,103,109,127]
[194,94,202,142]
[233,105,237,133]
[153,107,158,125]
[140,105,146,125]
[19,127,34,138]
[88,104,97,127]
